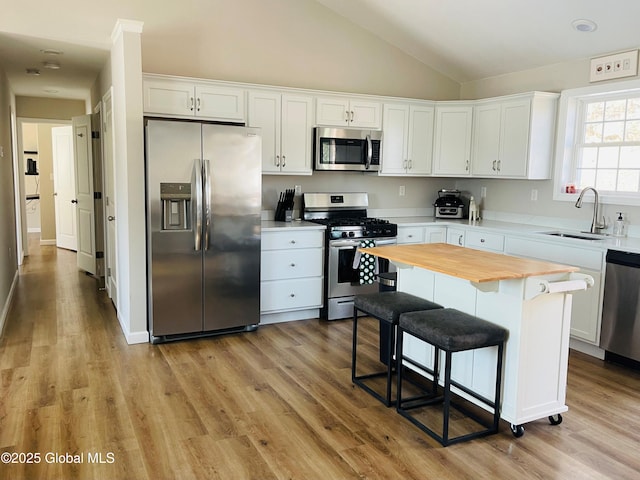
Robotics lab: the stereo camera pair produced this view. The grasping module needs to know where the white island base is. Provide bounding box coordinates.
[395,264,591,434]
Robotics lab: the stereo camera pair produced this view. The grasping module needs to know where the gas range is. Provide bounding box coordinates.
[302,192,398,321]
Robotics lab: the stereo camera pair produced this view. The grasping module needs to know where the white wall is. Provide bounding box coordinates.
[458,56,640,230]
[0,65,18,335]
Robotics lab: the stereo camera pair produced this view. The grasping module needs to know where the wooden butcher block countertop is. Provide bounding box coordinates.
[360,243,579,283]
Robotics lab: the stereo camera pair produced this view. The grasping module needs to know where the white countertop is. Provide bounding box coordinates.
[261,220,326,232]
[388,216,640,254]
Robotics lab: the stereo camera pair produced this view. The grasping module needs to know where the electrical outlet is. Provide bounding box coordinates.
[399,185,405,197]
[481,186,487,198]
[531,189,538,201]
[590,49,639,82]
[294,185,301,195]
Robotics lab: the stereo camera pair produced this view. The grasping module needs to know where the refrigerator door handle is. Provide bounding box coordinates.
[203,159,211,251]
[192,159,203,251]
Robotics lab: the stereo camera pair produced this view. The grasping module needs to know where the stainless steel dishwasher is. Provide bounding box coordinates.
[600,249,640,364]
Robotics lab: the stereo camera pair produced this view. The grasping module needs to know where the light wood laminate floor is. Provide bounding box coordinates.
[1,237,639,479]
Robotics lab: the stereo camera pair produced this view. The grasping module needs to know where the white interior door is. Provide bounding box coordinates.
[52,126,77,251]
[72,115,96,275]
[103,89,118,307]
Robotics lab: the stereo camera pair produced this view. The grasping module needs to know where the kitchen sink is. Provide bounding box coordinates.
[540,231,608,241]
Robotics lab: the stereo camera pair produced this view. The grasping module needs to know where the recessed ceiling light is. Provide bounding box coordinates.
[43,61,61,70]
[26,68,41,76]
[40,49,63,56]
[572,19,598,33]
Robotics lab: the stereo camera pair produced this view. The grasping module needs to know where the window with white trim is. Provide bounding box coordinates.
[554,80,640,205]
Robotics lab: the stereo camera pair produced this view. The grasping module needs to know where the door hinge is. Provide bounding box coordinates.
[94,191,102,200]
[107,267,111,277]
[92,130,100,139]
[96,251,104,259]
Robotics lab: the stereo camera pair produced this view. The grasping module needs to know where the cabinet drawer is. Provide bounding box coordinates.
[397,226,425,244]
[260,277,323,312]
[504,237,603,270]
[261,248,323,281]
[262,230,324,250]
[465,230,504,252]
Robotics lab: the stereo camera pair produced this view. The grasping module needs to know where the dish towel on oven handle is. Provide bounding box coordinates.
[352,239,377,285]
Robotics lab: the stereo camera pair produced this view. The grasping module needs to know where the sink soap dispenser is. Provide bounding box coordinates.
[613,212,626,237]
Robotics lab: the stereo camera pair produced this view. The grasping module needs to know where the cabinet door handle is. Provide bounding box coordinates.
[290,293,295,298]
[407,234,413,238]
[497,160,501,172]
[465,160,469,171]
[408,159,413,169]
[290,263,296,267]
[197,98,201,112]
[480,238,485,243]
[458,235,463,246]
[189,97,194,111]
[275,155,280,167]
[290,240,296,244]
[282,155,286,167]
[345,110,349,123]
[492,160,497,171]
[403,160,407,169]
[350,110,354,122]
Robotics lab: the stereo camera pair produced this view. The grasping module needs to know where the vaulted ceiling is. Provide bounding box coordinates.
[1,0,639,99]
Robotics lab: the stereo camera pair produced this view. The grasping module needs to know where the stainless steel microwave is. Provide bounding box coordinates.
[314,127,382,172]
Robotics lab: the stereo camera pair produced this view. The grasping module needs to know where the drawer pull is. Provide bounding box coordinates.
[290,240,296,244]
[290,263,296,267]
[290,293,295,297]
[481,238,485,243]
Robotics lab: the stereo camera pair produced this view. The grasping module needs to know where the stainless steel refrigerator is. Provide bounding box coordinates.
[145,119,262,343]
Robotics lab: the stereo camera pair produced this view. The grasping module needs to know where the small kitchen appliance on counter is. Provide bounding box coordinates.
[434,189,465,219]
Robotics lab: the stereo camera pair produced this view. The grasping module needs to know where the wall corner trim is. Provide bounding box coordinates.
[0,271,19,338]
[111,19,144,43]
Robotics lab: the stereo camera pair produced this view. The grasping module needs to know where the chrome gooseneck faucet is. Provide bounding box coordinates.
[575,186,606,233]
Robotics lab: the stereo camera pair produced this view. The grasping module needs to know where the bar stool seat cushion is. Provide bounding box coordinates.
[399,308,507,352]
[354,292,442,324]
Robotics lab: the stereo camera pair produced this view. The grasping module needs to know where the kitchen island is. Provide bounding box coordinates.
[360,243,593,435]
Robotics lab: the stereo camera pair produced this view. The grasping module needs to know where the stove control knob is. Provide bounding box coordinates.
[348,231,355,238]
[341,232,348,238]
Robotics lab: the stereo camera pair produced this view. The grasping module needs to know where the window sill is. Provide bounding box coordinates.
[553,190,640,207]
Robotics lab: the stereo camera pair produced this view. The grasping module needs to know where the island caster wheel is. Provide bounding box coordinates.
[510,424,525,438]
[548,414,563,425]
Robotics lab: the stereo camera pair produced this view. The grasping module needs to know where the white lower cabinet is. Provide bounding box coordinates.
[464,230,504,252]
[446,228,465,247]
[260,229,324,322]
[504,236,604,345]
[398,225,446,244]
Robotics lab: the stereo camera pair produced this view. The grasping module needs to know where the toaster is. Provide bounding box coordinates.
[434,189,465,219]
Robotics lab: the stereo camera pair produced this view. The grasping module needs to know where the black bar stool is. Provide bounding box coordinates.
[396,308,507,446]
[352,292,443,406]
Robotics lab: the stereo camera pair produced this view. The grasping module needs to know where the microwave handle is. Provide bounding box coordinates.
[365,134,372,170]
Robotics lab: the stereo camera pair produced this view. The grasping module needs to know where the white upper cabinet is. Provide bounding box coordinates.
[248,90,314,175]
[380,103,434,176]
[316,96,382,129]
[432,104,473,176]
[143,76,245,122]
[471,92,559,179]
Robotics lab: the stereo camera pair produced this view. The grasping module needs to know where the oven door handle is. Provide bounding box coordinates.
[330,238,396,248]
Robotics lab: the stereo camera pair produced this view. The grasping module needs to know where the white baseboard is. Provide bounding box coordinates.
[570,338,605,359]
[0,271,19,338]
[27,227,41,233]
[117,310,149,344]
[260,308,320,325]
[40,239,56,246]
